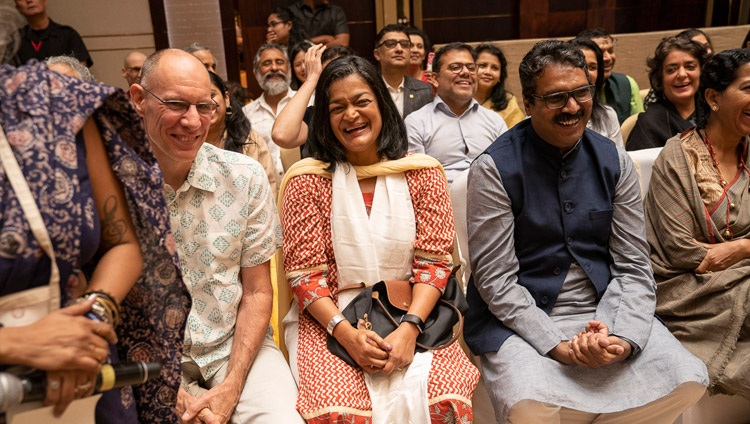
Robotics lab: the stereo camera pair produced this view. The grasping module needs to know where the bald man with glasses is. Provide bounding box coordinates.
[373,23,432,118]
[406,42,507,184]
[130,49,302,424]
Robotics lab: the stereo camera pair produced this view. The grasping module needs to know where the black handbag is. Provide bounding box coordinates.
[326,266,467,368]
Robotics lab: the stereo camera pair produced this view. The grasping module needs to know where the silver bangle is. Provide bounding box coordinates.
[326,314,346,336]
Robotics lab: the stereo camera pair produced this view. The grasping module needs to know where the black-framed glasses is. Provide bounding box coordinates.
[377,39,411,50]
[444,62,478,74]
[125,66,142,73]
[268,20,286,28]
[141,87,218,116]
[531,85,595,110]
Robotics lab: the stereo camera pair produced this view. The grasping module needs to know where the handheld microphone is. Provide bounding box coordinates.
[0,362,161,412]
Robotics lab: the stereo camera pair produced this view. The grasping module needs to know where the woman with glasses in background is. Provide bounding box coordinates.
[266,7,309,48]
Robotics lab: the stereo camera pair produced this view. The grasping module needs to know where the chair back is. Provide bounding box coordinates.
[627,147,662,198]
[621,113,639,144]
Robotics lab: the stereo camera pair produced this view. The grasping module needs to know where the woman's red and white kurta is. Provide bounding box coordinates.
[281,158,478,423]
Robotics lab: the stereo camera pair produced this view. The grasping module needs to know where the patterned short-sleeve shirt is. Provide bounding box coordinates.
[167,143,282,379]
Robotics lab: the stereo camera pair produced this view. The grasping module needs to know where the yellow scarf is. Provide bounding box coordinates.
[276,153,445,216]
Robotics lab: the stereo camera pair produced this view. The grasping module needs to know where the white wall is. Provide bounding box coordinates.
[46,0,155,90]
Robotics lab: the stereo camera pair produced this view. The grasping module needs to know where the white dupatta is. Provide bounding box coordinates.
[331,164,433,424]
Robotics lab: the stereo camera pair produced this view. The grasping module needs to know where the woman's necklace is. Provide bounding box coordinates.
[703,130,749,239]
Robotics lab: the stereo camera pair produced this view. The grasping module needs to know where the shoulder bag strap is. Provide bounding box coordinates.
[0,124,60,310]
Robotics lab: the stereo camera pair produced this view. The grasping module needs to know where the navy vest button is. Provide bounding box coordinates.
[553,267,562,275]
[540,296,549,304]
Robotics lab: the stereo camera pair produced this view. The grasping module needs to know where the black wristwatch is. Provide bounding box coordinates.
[400,314,425,334]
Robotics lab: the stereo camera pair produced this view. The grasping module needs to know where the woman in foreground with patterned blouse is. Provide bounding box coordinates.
[279,55,479,423]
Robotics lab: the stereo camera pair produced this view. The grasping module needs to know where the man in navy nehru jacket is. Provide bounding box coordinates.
[464,39,707,424]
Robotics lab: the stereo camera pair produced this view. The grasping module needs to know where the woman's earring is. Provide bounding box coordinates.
[226,105,233,116]
[711,105,718,112]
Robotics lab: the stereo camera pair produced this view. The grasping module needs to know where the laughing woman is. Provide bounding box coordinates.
[279,56,479,423]
[473,44,526,128]
[627,37,708,150]
[647,48,750,406]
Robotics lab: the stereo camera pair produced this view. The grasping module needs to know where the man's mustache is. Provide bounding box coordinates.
[262,71,287,83]
[553,110,584,124]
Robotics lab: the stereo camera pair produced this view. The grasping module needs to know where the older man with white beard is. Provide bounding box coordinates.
[242,43,296,176]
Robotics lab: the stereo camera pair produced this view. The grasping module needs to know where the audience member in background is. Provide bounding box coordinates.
[184,41,217,73]
[131,49,301,423]
[577,28,644,123]
[0,4,189,421]
[570,38,624,146]
[627,37,707,151]
[13,0,92,67]
[473,43,526,128]
[207,71,278,194]
[46,54,94,81]
[647,48,750,406]
[407,42,507,184]
[242,43,295,176]
[225,80,249,105]
[677,28,714,55]
[267,7,309,49]
[465,39,707,424]
[280,54,479,423]
[406,26,432,84]
[271,44,354,157]
[121,51,146,87]
[289,40,314,90]
[374,24,433,118]
[287,0,349,47]
[743,28,750,48]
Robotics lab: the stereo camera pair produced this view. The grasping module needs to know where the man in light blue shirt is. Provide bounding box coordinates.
[405,42,507,183]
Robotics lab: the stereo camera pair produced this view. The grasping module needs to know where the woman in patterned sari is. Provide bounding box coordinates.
[279,56,479,423]
[646,49,750,402]
[0,4,188,422]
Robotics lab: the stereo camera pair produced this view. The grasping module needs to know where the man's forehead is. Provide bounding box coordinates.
[443,49,473,62]
[592,36,613,47]
[380,31,409,42]
[536,64,587,91]
[260,48,287,62]
[152,57,211,93]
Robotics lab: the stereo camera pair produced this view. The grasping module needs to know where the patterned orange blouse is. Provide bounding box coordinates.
[282,165,455,312]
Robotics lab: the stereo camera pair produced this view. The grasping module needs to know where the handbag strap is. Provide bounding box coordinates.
[0,124,61,309]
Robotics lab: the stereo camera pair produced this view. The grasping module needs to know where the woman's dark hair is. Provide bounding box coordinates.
[209,71,251,154]
[405,26,432,69]
[475,44,510,111]
[321,45,355,64]
[288,40,314,90]
[308,56,407,171]
[676,28,713,52]
[270,7,308,48]
[647,36,707,100]
[570,38,608,130]
[695,48,750,128]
